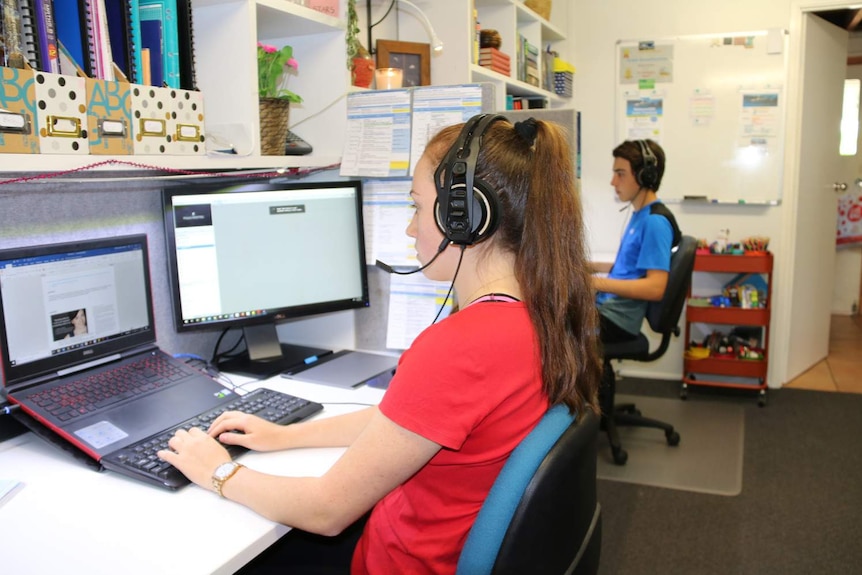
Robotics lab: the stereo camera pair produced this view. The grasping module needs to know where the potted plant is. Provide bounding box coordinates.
[346,0,374,87]
[257,42,302,155]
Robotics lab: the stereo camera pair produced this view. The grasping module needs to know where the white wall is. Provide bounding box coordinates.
[571,0,792,381]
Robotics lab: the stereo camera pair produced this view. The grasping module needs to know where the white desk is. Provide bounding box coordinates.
[0,375,386,575]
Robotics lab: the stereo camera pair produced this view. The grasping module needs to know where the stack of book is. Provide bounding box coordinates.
[478,47,510,76]
[523,40,540,87]
[553,57,574,98]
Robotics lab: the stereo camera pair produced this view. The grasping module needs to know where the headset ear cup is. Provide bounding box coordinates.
[636,139,658,189]
[639,164,658,189]
[470,179,500,243]
[435,182,500,244]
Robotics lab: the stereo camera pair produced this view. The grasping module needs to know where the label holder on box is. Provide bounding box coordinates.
[47,116,83,138]
[0,111,31,133]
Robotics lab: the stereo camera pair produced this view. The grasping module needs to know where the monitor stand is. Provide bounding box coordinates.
[217,324,332,379]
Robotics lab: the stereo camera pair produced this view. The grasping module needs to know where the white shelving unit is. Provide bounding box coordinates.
[416,0,569,112]
[0,0,571,174]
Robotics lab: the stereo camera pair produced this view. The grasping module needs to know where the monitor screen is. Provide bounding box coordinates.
[162,179,369,377]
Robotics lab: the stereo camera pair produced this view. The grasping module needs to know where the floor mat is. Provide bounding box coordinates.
[596,394,744,496]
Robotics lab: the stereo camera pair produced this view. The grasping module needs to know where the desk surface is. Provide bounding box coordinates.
[0,375,386,575]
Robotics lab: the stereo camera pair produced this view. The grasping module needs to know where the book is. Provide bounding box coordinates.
[478,54,510,67]
[1,0,27,68]
[87,0,115,80]
[175,0,196,90]
[479,47,510,59]
[139,17,162,86]
[15,0,39,69]
[54,0,92,76]
[105,0,140,83]
[479,62,510,77]
[33,0,59,72]
[139,0,178,88]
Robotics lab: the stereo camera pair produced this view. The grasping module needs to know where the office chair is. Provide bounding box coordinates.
[456,406,601,575]
[600,234,697,465]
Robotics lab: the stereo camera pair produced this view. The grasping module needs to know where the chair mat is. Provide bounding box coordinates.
[596,394,744,496]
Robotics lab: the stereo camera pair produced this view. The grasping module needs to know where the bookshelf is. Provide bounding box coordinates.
[419,0,569,112]
[0,0,350,173]
[0,0,570,175]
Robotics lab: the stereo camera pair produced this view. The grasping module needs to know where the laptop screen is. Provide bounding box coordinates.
[0,235,156,388]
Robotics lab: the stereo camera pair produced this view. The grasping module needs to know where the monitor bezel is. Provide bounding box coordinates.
[161,179,370,335]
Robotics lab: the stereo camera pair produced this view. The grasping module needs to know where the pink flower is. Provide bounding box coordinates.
[257,42,277,54]
[287,58,298,70]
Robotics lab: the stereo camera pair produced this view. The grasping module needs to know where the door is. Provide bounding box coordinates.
[786,13,849,380]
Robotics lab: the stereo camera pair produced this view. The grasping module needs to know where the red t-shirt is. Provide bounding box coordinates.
[351,300,548,575]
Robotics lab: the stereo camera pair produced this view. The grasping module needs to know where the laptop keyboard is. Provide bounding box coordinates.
[27,354,190,421]
[101,387,323,490]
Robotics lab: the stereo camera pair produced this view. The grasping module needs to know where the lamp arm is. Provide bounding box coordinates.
[396,0,444,52]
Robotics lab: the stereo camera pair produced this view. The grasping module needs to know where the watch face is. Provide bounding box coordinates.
[215,462,237,479]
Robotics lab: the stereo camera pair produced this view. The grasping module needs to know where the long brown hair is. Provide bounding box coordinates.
[424,118,601,414]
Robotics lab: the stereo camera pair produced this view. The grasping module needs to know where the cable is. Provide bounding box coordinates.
[370,0,396,30]
[288,91,348,132]
[431,245,465,324]
[2,404,21,415]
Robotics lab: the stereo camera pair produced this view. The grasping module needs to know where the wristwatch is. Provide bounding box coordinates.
[212,461,244,497]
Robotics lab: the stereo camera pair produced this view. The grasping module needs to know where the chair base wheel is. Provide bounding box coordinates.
[666,430,681,446]
[612,447,628,465]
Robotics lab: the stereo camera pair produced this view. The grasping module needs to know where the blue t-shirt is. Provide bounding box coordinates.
[597,200,673,334]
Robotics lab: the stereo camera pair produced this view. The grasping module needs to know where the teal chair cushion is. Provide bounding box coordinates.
[456,404,576,575]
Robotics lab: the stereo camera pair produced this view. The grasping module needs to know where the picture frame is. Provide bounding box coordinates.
[376,40,431,87]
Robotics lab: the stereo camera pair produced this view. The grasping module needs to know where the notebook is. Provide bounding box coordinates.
[0,234,314,488]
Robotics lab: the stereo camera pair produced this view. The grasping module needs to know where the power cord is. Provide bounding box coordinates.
[1,403,20,415]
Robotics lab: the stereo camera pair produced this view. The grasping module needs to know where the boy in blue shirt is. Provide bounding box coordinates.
[593,139,681,343]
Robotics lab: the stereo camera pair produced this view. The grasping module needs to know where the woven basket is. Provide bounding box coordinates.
[524,0,551,21]
[258,98,290,156]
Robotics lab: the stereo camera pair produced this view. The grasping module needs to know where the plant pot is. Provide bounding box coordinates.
[352,56,375,88]
[258,98,291,156]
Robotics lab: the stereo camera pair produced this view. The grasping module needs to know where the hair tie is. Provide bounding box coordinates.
[514,118,538,146]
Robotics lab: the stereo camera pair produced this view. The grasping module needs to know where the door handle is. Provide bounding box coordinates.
[833,182,848,192]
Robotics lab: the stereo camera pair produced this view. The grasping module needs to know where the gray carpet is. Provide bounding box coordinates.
[597,380,862,575]
[596,393,745,496]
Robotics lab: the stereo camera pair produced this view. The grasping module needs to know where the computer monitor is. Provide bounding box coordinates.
[162,179,369,377]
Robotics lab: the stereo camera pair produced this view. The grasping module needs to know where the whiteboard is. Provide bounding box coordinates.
[615,30,788,205]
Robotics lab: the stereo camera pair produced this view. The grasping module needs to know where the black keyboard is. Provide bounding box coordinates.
[101,387,323,490]
[28,353,190,421]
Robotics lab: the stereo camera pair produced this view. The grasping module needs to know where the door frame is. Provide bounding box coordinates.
[774,1,855,385]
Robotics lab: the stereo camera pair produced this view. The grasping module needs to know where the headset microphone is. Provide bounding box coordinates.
[618,186,646,212]
[375,238,450,275]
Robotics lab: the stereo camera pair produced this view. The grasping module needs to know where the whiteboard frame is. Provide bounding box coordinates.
[614,30,789,206]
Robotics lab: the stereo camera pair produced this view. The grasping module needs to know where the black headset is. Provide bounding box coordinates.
[635,139,659,190]
[433,113,504,246]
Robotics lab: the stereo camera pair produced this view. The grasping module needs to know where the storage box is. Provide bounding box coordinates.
[0,67,39,154]
[307,0,339,17]
[86,79,134,155]
[130,84,173,154]
[33,71,89,154]
[167,88,206,155]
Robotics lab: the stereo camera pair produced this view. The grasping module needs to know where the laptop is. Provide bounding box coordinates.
[281,350,398,389]
[0,234,320,488]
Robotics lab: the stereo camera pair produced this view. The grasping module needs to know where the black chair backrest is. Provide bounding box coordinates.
[644,235,697,336]
[492,409,602,575]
